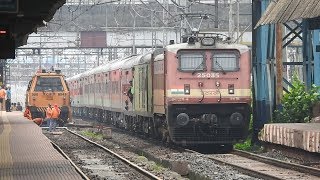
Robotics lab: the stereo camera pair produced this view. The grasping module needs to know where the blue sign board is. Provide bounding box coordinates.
[0,0,18,13]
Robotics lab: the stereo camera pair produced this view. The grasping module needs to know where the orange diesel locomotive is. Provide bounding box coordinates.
[26,70,72,125]
[68,36,251,147]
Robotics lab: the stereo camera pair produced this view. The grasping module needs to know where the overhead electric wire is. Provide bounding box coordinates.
[153,0,175,18]
[66,0,82,13]
[113,5,120,27]
[130,2,149,18]
[49,0,121,37]
[188,0,217,7]
[138,0,166,26]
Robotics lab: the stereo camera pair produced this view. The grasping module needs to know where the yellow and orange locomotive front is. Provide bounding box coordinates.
[25,70,71,124]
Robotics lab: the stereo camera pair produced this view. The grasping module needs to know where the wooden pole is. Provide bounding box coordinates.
[276,23,283,105]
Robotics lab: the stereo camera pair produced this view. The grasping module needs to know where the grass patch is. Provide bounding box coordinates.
[150,162,164,173]
[135,156,164,173]
[234,139,251,151]
[81,130,103,140]
[136,155,148,162]
[234,137,265,153]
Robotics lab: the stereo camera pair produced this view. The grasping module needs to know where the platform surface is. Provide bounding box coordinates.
[0,111,83,180]
[260,123,320,153]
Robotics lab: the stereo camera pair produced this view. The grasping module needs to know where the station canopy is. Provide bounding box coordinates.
[0,0,65,47]
[256,0,320,28]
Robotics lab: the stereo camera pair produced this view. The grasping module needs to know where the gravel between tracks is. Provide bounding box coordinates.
[61,118,320,179]
[45,130,153,180]
[68,119,260,180]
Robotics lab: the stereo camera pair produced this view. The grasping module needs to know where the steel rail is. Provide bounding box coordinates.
[51,141,91,180]
[232,149,320,177]
[186,148,320,179]
[206,155,283,180]
[186,148,282,179]
[65,128,162,180]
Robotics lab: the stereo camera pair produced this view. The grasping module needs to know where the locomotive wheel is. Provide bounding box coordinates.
[221,144,234,153]
[142,118,149,135]
[152,116,163,139]
[206,144,234,153]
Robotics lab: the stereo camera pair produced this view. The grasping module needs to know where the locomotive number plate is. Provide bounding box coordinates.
[196,73,220,78]
[46,95,53,100]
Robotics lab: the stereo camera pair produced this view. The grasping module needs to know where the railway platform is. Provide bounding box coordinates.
[260,123,320,153]
[0,111,83,179]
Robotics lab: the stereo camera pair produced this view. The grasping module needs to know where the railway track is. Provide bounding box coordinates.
[46,128,161,180]
[188,149,320,180]
[68,119,320,179]
[51,141,91,180]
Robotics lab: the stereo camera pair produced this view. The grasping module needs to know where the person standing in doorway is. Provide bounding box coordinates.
[5,85,11,112]
[127,80,133,103]
[49,104,61,132]
[0,85,6,111]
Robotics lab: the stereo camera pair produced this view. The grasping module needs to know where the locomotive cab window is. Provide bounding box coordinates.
[212,52,239,72]
[178,52,205,71]
[34,77,64,91]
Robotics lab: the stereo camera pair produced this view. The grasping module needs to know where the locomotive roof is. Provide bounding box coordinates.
[35,72,64,76]
[166,42,250,54]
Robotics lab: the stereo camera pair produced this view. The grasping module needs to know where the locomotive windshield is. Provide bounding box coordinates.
[34,77,64,91]
[212,52,239,72]
[178,52,205,71]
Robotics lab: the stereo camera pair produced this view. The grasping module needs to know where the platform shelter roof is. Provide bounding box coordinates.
[256,0,320,27]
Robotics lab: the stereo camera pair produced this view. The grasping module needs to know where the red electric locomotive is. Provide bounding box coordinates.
[159,36,251,146]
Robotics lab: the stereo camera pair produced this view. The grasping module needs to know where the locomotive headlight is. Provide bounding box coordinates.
[201,37,215,46]
[230,112,243,126]
[184,84,190,95]
[215,81,220,87]
[176,113,190,127]
[228,84,235,94]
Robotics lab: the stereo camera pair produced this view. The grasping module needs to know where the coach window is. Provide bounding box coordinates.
[178,51,205,72]
[212,51,240,72]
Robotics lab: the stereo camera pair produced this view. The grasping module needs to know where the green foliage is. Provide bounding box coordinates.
[234,139,251,151]
[273,75,320,123]
[234,112,254,151]
[81,130,103,140]
[136,155,148,162]
[150,162,164,173]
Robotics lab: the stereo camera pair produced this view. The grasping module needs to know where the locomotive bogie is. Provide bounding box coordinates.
[167,103,250,144]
